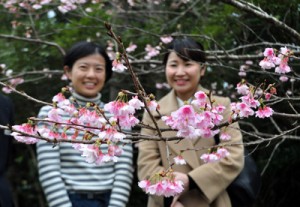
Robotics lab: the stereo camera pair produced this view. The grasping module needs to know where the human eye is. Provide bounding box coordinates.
[79,64,87,70]
[168,62,177,67]
[185,62,193,67]
[95,67,104,72]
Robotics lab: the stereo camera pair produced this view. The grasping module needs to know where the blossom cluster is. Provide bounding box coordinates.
[233,81,274,119]
[10,90,151,165]
[2,0,93,13]
[162,91,225,140]
[259,47,292,74]
[138,172,184,197]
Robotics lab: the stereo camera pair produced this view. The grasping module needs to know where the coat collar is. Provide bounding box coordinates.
[158,85,209,116]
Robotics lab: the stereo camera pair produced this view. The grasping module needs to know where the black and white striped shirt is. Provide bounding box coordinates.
[36,92,133,207]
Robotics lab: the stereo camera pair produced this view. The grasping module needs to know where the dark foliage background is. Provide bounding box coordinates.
[1,0,300,206]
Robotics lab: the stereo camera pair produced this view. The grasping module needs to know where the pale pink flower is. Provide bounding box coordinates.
[236,83,249,95]
[11,124,39,144]
[200,153,220,163]
[240,94,260,108]
[128,96,144,110]
[138,180,151,190]
[41,0,52,5]
[118,115,140,129]
[80,145,99,163]
[173,155,186,165]
[275,63,291,74]
[104,101,127,116]
[32,4,42,9]
[48,108,64,122]
[61,74,68,80]
[139,179,184,197]
[10,77,24,85]
[160,36,173,44]
[280,47,290,56]
[238,70,247,77]
[220,132,231,141]
[126,43,137,53]
[2,86,12,94]
[147,100,158,111]
[155,83,163,89]
[112,59,127,73]
[144,44,160,59]
[127,0,135,6]
[52,92,66,103]
[235,102,255,118]
[98,127,126,142]
[245,60,253,65]
[216,148,230,159]
[259,59,275,69]
[255,106,273,118]
[279,76,289,82]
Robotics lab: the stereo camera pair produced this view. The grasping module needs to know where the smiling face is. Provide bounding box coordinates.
[165,52,205,101]
[64,54,106,98]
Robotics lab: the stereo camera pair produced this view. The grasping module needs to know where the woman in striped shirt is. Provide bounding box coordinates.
[36,41,133,207]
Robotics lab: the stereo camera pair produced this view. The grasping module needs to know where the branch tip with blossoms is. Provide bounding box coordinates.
[138,168,184,197]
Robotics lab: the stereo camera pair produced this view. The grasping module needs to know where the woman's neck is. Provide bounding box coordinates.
[71,91,102,106]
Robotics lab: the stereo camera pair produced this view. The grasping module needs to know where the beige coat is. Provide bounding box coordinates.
[137,86,244,207]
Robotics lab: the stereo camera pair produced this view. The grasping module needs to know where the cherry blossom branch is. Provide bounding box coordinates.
[0,34,65,55]
[0,81,52,106]
[105,22,163,138]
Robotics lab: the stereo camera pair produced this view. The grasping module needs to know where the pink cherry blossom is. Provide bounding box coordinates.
[220,132,231,141]
[139,179,184,197]
[236,83,249,95]
[147,100,158,111]
[259,58,275,69]
[138,179,151,190]
[200,153,220,163]
[191,91,207,107]
[174,155,186,165]
[126,43,137,53]
[144,44,161,59]
[11,124,39,144]
[98,127,126,142]
[216,147,230,159]
[48,108,64,122]
[265,93,271,100]
[275,63,291,74]
[234,102,255,118]
[80,144,100,163]
[263,48,275,57]
[279,76,289,82]
[128,96,145,110]
[255,106,273,118]
[112,59,127,73]
[160,36,173,44]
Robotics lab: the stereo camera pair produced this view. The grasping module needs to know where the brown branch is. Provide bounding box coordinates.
[220,0,300,42]
[0,34,66,55]
[0,81,52,106]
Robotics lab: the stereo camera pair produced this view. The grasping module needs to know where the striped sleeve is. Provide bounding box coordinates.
[108,142,134,207]
[36,106,72,207]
